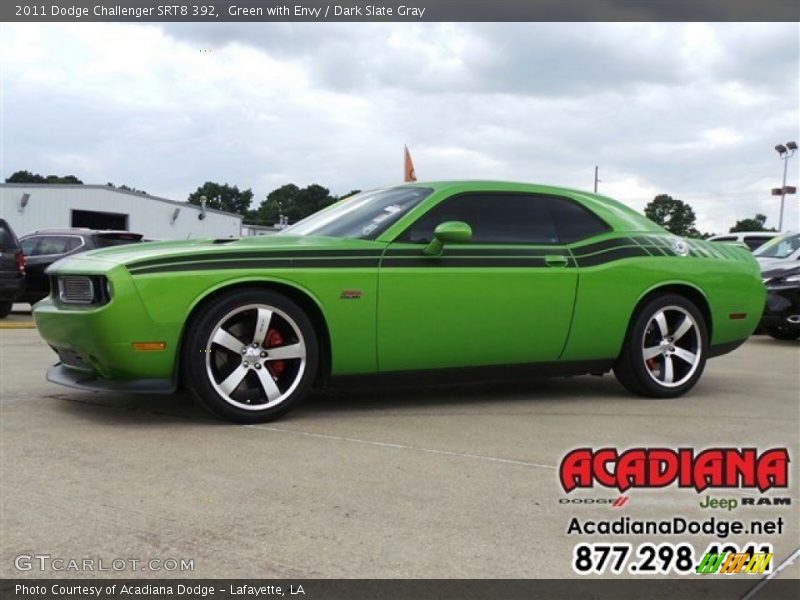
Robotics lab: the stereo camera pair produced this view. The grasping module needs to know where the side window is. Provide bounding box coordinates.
[548,198,610,243]
[20,237,40,255]
[64,236,83,252]
[36,236,72,255]
[400,193,559,244]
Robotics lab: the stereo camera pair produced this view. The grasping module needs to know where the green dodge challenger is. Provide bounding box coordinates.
[34,181,764,422]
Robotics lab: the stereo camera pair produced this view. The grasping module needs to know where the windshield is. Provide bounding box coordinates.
[754,232,800,259]
[280,187,432,239]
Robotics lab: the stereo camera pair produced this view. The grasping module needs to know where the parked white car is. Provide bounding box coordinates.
[753,232,800,268]
[708,231,778,252]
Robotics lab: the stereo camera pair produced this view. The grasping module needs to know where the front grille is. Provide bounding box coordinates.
[58,276,95,304]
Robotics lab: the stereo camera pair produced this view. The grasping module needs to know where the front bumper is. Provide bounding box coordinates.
[760,285,800,332]
[34,269,182,382]
[47,363,176,394]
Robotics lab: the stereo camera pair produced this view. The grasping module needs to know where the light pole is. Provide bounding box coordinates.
[774,141,797,231]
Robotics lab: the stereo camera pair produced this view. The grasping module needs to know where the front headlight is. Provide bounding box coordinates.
[54,275,110,306]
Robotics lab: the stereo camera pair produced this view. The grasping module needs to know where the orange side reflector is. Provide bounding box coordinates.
[132,342,167,352]
[729,313,747,320]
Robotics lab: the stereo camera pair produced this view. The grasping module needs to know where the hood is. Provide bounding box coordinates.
[762,260,800,280]
[47,235,386,274]
[758,257,800,273]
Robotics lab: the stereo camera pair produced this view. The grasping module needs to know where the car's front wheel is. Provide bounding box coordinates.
[183,289,319,423]
[614,294,708,398]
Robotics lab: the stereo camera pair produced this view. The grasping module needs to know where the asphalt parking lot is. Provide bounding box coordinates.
[1,315,798,580]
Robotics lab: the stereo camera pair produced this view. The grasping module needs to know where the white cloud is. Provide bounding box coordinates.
[0,21,798,235]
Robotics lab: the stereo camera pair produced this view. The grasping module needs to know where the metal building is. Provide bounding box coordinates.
[0,184,242,240]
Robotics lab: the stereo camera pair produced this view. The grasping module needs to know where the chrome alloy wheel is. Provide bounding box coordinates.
[204,303,307,410]
[641,305,702,388]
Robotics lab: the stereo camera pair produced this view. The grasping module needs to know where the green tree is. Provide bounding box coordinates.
[291,184,335,222]
[255,183,301,225]
[6,170,83,184]
[252,183,338,225]
[107,182,148,195]
[730,213,775,233]
[643,194,697,237]
[188,182,254,215]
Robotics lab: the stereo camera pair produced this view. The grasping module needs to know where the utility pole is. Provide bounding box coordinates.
[593,166,600,193]
[774,142,797,232]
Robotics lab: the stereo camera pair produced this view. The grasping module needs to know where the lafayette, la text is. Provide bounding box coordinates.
[16,584,305,597]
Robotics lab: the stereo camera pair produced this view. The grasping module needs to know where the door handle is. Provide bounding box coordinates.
[545,255,569,267]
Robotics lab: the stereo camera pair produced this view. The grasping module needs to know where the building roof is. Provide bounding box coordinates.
[0,183,243,220]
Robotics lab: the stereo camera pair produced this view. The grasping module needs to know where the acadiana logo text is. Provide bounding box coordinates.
[559,447,789,493]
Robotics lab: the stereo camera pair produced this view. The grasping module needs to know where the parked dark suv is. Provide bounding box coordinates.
[0,219,26,317]
[18,229,143,305]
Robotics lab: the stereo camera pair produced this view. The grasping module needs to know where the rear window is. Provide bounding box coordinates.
[743,236,775,251]
[0,221,20,250]
[93,233,144,248]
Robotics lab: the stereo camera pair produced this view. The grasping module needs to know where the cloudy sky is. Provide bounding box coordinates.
[1,22,798,233]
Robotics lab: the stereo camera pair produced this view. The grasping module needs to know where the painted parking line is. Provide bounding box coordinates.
[0,321,36,329]
[248,424,558,471]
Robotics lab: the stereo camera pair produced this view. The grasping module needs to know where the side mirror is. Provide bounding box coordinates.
[423,221,472,256]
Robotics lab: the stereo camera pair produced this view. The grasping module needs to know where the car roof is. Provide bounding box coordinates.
[709,232,776,239]
[22,228,142,236]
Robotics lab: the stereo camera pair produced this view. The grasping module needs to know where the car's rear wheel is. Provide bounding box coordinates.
[183,289,319,423]
[764,325,800,341]
[0,301,12,318]
[614,294,708,398]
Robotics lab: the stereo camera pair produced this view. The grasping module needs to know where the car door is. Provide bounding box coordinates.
[376,192,583,372]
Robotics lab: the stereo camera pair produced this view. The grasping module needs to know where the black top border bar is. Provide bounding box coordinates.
[4,0,800,22]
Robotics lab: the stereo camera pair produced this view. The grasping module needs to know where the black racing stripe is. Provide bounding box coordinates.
[381,257,554,268]
[127,249,383,269]
[573,246,650,267]
[129,240,670,274]
[572,237,636,256]
[638,235,669,255]
[130,257,381,274]
[630,236,656,246]
[384,248,561,257]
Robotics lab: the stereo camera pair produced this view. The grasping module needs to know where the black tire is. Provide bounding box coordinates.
[764,326,800,341]
[182,288,319,423]
[0,301,12,319]
[613,294,708,398]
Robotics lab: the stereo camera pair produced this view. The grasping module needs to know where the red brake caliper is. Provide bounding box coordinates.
[264,329,285,378]
[646,358,656,372]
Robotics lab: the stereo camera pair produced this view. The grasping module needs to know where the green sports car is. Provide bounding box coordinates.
[34,181,764,423]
